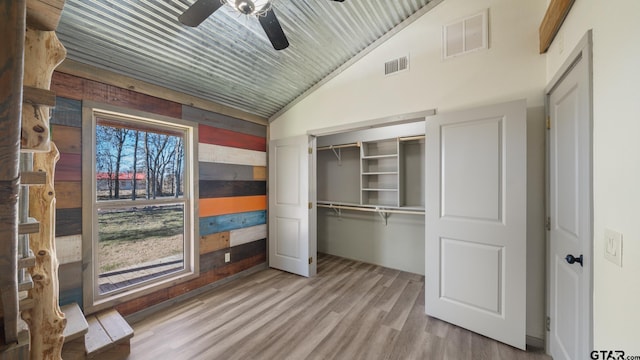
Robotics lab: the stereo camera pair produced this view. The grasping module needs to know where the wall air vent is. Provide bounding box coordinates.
[384,55,409,76]
[443,9,489,59]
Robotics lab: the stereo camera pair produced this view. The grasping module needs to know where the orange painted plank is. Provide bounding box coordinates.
[199,195,267,217]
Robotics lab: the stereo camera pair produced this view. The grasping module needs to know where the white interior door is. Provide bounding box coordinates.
[548,38,592,360]
[425,99,527,350]
[268,135,317,277]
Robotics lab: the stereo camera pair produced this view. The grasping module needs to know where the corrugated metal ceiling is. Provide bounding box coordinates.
[56,0,438,119]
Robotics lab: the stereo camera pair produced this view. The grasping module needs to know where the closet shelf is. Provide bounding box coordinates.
[361,154,398,159]
[362,188,397,192]
[362,172,398,176]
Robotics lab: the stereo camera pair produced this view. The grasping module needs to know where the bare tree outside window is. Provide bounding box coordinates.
[94,115,189,295]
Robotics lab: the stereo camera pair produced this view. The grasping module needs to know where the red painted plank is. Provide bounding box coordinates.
[57,152,81,181]
[83,79,182,119]
[51,71,84,100]
[199,124,266,152]
[52,72,183,119]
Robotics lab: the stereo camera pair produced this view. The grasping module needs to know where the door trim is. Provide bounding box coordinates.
[544,30,594,356]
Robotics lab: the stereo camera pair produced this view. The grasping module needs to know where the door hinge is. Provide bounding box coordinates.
[545,217,551,231]
[546,316,551,331]
[546,116,551,130]
[308,202,313,209]
[309,257,313,264]
[308,147,313,154]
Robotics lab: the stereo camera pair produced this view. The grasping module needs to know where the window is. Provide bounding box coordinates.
[83,105,198,310]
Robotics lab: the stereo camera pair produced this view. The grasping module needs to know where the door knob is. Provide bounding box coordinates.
[565,254,583,267]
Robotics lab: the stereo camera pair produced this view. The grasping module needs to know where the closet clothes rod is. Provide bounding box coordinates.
[317,142,361,151]
[317,203,425,216]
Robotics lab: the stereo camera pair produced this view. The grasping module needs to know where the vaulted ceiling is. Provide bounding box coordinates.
[56,0,439,119]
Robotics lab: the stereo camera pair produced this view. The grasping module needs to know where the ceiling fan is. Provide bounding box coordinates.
[179,0,345,50]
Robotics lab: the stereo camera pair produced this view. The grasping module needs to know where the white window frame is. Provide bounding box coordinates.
[81,102,199,314]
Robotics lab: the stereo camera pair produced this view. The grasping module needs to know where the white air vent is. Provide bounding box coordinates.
[384,55,409,76]
[443,9,489,59]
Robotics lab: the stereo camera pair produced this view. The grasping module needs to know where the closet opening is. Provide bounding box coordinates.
[313,118,428,275]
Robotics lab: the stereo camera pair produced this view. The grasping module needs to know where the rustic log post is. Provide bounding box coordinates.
[0,0,27,345]
[19,17,67,360]
[23,143,65,359]
[26,0,66,31]
[21,27,66,152]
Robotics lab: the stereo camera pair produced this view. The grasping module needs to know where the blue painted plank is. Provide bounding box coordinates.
[51,97,82,127]
[199,210,266,236]
[59,287,83,309]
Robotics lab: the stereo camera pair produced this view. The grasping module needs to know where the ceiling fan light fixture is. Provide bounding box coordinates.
[224,0,273,16]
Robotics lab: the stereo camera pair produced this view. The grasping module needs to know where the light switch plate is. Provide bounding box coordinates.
[224,252,231,263]
[604,228,622,267]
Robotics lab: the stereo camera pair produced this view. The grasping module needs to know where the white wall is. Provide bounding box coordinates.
[271,0,546,139]
[271,0,548,340]
[546,0,640,353]
[319,210,425,275]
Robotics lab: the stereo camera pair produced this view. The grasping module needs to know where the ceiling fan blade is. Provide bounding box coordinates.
[258,9,289,50]
[179,0,224,27]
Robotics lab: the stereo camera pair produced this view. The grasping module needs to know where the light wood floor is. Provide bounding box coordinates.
[128,254,551,360]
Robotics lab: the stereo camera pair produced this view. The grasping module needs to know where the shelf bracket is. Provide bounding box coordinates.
[376,208,391,226]
[330,147,342,165]
[331,206,342,217]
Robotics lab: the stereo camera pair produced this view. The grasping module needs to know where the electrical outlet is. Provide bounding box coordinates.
[224,252,230,263]
[604,228,622,267]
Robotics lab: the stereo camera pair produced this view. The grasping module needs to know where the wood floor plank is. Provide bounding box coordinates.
[214,271,360,359]
[306,275,391,359]
[382,278,422,330]
[443,326,473,360]
[127,254,551,360]
[355,324,399,360]
[374,273,407,311]
[279,311,343,360]
[330,307,387,359]
[387,288,431,358]
[181,285,314,359]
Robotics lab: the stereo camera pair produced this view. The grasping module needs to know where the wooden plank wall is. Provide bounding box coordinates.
[49,72,267,314]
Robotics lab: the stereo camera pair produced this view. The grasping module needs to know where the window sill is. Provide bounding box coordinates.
[84,266,199,316]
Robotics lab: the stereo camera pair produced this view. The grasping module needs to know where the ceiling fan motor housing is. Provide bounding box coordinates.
[235,0,255,15]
